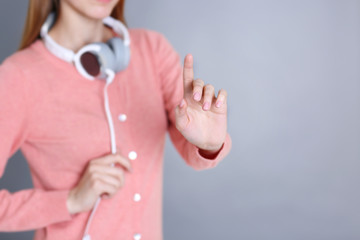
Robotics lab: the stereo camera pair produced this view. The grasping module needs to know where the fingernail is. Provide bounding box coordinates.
[203,102,210,110]
[179,99,185,108]
[216,101,222,108]
[193,92,201,101]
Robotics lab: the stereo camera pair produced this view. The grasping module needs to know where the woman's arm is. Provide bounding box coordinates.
[0,59,74,231]
[152,31,232,171]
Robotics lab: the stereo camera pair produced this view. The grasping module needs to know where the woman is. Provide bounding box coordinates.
[0,0,232,239]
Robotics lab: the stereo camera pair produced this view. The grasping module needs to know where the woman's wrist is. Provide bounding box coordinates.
[66,189,78,215]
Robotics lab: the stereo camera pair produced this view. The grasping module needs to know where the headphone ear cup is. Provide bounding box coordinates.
[107,37,131,72]
[93,42,117,74]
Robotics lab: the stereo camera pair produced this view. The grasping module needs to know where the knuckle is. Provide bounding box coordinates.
[90,173,99,183]
[88,161,96,169]
[90,179,100,189]
[90,158,99,164]
[220,88,227,96]
[88,165,96,173]
[204,84,214,91]
[193,80,204,88]
[116,153,124,162]
[196,78,204,85]
[117,161,127,170]
[193,85,201,91]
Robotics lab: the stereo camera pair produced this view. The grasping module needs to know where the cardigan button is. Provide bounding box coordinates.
[128,151,137,160]
[133,233,141,240]
[118,114,127,122]
[133,193,141,202]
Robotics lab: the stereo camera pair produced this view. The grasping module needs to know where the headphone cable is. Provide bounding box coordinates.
[82,69,116,240]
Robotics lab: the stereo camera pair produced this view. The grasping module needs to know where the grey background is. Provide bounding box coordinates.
[0,0,360,239]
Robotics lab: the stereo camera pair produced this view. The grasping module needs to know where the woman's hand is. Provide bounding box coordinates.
[66,152,133,215]
[175,54,228,154]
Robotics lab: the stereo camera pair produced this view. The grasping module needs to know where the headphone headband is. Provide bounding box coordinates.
[40,11,131,64]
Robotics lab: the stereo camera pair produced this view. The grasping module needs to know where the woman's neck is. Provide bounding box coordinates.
[48,3,114,53]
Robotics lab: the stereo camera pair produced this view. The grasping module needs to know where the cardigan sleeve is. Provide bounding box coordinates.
[153,31,232,171]
[0,59,73,231]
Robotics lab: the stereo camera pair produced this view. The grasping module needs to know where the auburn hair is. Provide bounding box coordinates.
[18,0,127,51]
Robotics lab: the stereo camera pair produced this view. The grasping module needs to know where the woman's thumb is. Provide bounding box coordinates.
[174,98,189,131]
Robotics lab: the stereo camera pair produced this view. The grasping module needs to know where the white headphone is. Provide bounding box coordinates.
[40,11,131,83]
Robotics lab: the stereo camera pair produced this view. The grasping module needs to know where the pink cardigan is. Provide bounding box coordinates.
[0,28,232,240]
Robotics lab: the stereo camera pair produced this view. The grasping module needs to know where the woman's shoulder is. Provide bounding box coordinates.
[0,42,43,103]
[128,28,177,56]
[128,28,165,43]
[128,28,174,47]
[0,39,47,75]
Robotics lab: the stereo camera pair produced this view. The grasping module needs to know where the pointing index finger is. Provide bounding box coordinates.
[183,54,194,94]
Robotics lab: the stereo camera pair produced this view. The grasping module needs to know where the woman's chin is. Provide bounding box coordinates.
[90,0,118,16]
[68,0,119,20]
[87,10,113,20]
